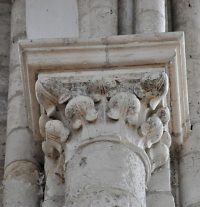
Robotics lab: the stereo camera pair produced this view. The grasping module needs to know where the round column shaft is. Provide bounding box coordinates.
[78,0,118,38]
[118,0,134,35]
[135,0,165,33]
[65,140,146,207]
[3,0,40,206]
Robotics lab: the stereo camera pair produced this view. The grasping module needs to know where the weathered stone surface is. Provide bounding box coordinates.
[0,67,9,94]
[147,161,171,192]
[0,1,10,205]
[0,123,6,159]
[147,193,175,207]
[135,0,165,33]
[26,0,79,39]
[7,94,28,135]
[172,0,200,125]
[78,0,118,38]
[0,95,7,124]
[10,0,26,42]
[5,128,38,167]
[65,142,146,207]
[118,0,134,34]
[178,124,200,207]
[3,161,40,207]
[35,70,171,206]
[19,33,188,206]
[3,0,42,206]
[7,67,23,101]
[172,1,200,206]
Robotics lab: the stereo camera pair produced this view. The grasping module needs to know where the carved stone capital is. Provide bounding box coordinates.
[20,33,189,207]
[35,71,171,174]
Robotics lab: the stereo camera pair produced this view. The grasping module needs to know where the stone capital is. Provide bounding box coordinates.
[35,70,171,175]
[19,32,189,206]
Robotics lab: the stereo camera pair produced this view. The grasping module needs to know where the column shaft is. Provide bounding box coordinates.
[78,0,118,38]
[118,0,134,35]
[65,140,146,207]
[3,0,41,206]
[135,0,165,33]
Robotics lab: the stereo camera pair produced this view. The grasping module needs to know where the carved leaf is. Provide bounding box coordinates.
[42,120,69,181]
[39,114,51,138]
[107,92,141,126]
[140,72,169,110]
[140,115,163,148]
[45,120,70,144]
[72,119,82,130]
[147,142,169,172]
[35,80,57,117]
[156,107,170,126]
[65,96,98,129]
[160,131,171,148]
[42,141,59,159]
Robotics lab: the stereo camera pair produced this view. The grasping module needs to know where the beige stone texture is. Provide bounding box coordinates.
[3,0,41,206]
[26,0,79,39]
[118,0,134,34]
[0,1,10,205]
[78,0,118,38]
[135,0,165,33]
[172,1,200,206]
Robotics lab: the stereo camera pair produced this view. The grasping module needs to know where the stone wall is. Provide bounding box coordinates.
[0,0,10,204]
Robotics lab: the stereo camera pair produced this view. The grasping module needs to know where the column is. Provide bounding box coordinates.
[78,0,118,38]
[135,0,165,33]
[172,1,200,206]
[65,140,147,206]
[3,0,41,206]
[134,1,174,206]
[118,0,134,34]
[35,72,171,207]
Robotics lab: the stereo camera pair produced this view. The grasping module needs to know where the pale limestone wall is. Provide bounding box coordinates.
[0,0,10,204]
[172,1,200,206]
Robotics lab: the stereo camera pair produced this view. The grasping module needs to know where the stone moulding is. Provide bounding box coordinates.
[19,32,189,146]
